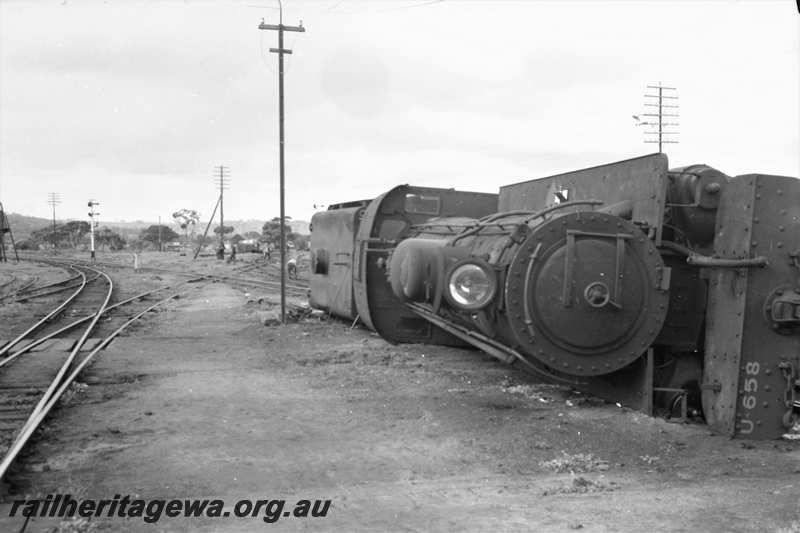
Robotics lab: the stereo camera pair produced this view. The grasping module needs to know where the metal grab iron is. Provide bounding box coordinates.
[561,230,632,309]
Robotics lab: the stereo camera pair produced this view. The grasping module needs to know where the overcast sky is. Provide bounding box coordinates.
[0,0,797,224]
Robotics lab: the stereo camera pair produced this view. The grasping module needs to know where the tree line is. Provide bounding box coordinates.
[20,221,126,251]
[17,214,308,252]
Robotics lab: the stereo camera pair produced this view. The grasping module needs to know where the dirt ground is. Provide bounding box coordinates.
[1,255,799,532]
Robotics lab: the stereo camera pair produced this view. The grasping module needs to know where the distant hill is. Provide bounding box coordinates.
[3,213,310,242]
[173,219,310,238]
[5,213,53,241]
[288,220,311,235]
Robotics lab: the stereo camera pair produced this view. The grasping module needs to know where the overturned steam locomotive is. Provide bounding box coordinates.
[310,154,800,439]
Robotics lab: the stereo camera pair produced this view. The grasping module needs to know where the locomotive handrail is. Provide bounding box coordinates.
[522,242,543,337]
[686,255,768,268]
[409,223,475,230]
[520,199,604,225]
[659,240,768,268]
[562,230,632,309]
[482,210,546,223]
[598,199,633,219]
[657,240,695,256]
[448,199,604,246]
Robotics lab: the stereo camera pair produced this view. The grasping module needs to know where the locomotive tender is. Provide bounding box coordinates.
[310,154,800,439]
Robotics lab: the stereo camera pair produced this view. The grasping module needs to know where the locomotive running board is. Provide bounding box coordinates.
[406,302,577,384]
[407,302,659,414]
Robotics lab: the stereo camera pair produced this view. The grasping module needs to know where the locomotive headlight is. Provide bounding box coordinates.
[445,260,497,310]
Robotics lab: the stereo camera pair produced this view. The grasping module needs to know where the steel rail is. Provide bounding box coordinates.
[231,261,264,274]
[0,266,88,358]
[192,267,311,292]
[18,272,83,293]
[22,255,309,297]
[107,262,309,293]
[1,272,82,301]
[16,263,113,440]
[211,273,309,294]
[0,276,38,299]
[18,278,39,293]
[215,259,310,287]
[0,279,198,369]
[0,290,184,482]
[7,273,103,302]
[0,273,18,290]
[65,258,311,292]
[55,255,311,291]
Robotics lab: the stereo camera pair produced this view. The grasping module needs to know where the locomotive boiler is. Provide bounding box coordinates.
[387,199,670,380]
[310,154,800,439]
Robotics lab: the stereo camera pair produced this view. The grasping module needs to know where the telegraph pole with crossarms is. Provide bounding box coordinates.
[258,2,305,324]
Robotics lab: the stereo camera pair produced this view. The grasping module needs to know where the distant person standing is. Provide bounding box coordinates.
[287,257,297,280]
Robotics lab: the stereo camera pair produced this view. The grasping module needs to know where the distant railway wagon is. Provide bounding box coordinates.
[236,239,261,253]
[309,154,800,439]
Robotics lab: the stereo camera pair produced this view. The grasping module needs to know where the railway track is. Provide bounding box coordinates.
[233,259,310,289]
[2,270,90,304]
[61,256,311,295]
[0,254,315,481]
[202,272,309,296]
[0,272,19,291]
[0,274,38,300]
[0,260,192,481]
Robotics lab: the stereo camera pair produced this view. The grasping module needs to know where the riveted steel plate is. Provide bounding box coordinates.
[702,175,756,436]
[499,154,668,234]
[505,211,669,376]
[733,174,800,439]
[353,185,498,340]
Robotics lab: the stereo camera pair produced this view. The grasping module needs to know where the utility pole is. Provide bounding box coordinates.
[47,192,61,251]
[0,202,19,262]
[158,215,163,252]
[638,83,679,152]
[87,199,100,262]
[258,2,305,324]
[214,165,230,258]
[193,195,222,261]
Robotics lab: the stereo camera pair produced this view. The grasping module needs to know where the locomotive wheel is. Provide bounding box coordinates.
[504,211,670,376]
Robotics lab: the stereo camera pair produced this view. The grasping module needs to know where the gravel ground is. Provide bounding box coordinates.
[0,254,799,532]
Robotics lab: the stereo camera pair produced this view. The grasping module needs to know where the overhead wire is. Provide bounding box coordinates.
[314,0,445,16]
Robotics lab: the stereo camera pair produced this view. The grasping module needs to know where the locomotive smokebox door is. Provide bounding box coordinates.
[505,211,670,376]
